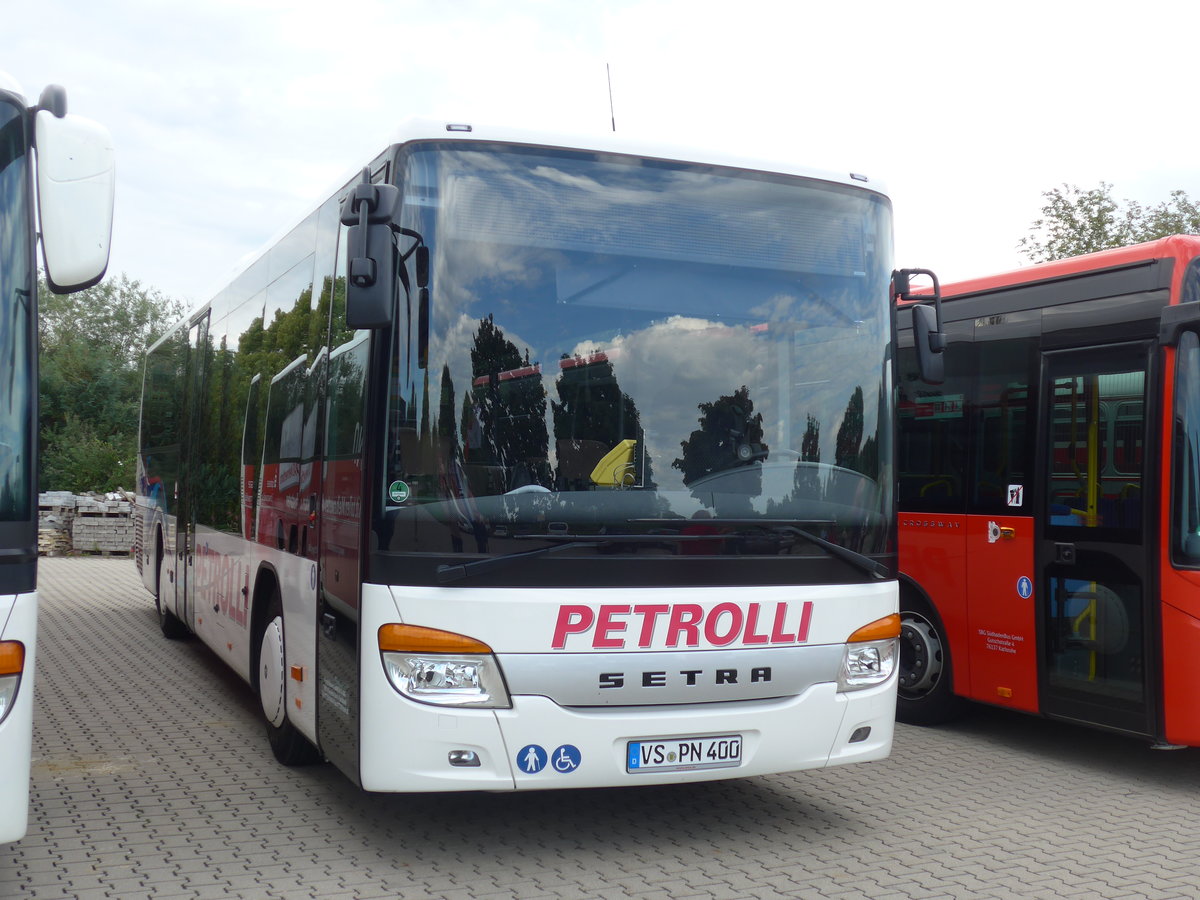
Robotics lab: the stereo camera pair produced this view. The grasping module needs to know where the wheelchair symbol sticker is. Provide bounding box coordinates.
[1017,576,1033,599]
[517,744,547,774]
[551,744,582,773]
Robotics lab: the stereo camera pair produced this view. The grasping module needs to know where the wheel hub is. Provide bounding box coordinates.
[899,615,944,698]
[259,617,286,727]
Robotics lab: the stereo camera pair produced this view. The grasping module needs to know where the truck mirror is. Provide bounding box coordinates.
[344,221,395,329]
[913,303,945,384]
[340,172,400,330]
[35,109,115,293]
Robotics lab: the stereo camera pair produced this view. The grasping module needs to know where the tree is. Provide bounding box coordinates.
[39,273,186,492]
[1019,183,1200,263]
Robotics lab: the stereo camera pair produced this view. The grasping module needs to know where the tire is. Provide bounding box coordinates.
[897,591,967,726]
[155,534,189,640]
[256,594,321,766]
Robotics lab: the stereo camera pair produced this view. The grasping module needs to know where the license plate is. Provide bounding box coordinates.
[626,734,742,773]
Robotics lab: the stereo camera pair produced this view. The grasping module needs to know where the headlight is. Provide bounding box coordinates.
[379,624,511,709]
[0,641,24,725]
[837,614,899,693]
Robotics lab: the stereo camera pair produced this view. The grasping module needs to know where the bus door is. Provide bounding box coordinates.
[178,315,210,628]
[316,332,370,783]
[1038,342,1154,737]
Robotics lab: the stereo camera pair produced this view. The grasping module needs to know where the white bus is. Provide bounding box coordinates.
[136,121,922,791]
[0,73,114,843]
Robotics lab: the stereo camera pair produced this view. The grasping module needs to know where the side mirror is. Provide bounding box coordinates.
[894,268,946,385]
[340,172,400,330]
[35,108,115,293]
[912,303,945,385]
[344,221,396,329]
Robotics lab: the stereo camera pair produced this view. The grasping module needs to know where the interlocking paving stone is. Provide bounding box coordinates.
[4,558,1200,898]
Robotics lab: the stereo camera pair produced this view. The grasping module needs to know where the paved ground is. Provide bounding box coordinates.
[4,558,1200,899]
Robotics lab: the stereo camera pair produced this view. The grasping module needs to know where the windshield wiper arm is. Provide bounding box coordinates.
[778,526,889,580]
[436,531,688,584]
[436,537,609,584]
[629,518,888,580]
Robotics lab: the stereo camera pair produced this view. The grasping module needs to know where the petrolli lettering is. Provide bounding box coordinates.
[551,601,813,650]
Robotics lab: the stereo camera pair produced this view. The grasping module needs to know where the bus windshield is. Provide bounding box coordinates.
[0,96,32,524]
[378,144,894,586]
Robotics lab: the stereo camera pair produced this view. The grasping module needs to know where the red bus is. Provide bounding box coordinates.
[896,234,1200,747]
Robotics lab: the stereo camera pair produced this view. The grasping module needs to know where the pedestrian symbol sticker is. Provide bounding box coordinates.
[517,744,546,773]
[551,744,581,773]
[388,480,411,504]
[1017,576,1033,599]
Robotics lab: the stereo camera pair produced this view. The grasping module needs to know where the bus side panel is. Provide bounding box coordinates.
[0,590,35,843]
[187,529,320,745]
[964,514,1038,712]
[899,517,969,696]
[277,551,319,744]
[191,527,256,683]
[1160,570,1200,745]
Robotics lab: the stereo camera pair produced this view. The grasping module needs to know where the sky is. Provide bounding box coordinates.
[6,0,1200,309]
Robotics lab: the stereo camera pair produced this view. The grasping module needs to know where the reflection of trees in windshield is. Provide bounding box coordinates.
[552,350,650,491]
[673,386,767,513]
[834,385,880,477]
[835,386,863,469]
[461,314,550,492]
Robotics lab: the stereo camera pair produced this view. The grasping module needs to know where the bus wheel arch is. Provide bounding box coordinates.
[250,570,320,766]
[897,580,967,726]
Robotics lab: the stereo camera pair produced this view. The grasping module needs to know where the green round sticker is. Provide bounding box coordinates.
[389,480,411,503]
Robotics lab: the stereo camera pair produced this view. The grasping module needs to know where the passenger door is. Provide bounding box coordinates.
[178,314,209,628]
[1038,343,1154,737]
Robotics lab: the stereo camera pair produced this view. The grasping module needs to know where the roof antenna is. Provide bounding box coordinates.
[606,63,616,132]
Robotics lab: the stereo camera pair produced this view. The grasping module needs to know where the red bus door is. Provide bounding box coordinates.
[1039,344,1154,737]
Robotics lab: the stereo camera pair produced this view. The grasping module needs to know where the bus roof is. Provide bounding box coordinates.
[193,118,893,315]
[940,234,1200,300]
[383,118,889,195]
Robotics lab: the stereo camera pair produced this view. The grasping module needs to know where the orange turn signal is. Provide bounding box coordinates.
[0,641,25,676]
[378,624,492,654]
[847,614,901,643]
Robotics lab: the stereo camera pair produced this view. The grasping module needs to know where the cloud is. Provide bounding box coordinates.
[5,0,1199,305]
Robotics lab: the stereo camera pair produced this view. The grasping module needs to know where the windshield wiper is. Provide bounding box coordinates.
[436,522,889,584]
[775,525,889,580]
[629,517,888,580]
[436,535,610,584]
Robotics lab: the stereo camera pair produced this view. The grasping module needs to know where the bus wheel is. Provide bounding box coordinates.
[155,535,188,640]
[898,594,966,726]
[256,596,320,766]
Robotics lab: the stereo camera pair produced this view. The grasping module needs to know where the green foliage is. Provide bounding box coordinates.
[41,415,135,493]
[39,273,186,492]
[1019,183,1200,263]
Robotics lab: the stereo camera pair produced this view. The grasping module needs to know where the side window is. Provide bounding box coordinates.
[1182,259,1200,305]
[240,376,261,540]
[1172,331,1200,564]
[1046,366,1145,532]
[325,220,370,467]
[259,356,307,551]
[969,337,1034,514]
[897,319,970,514]
[139,327,188,518]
